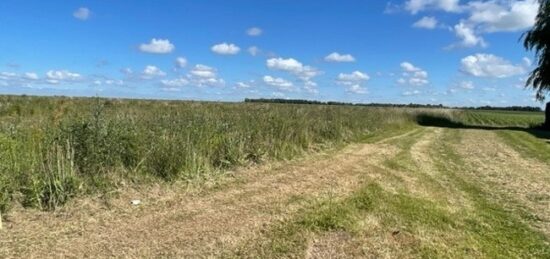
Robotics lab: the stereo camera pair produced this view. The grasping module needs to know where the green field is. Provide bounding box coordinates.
[1,96,549,258]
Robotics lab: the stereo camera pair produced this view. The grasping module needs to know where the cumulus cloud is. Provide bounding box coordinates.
[303,80,319,94]
[263,75,293,91]
[142,65,166,78]
[405,0,462,14]
[447,1,539,47]
[1,70,86,88]
[452,21,487,48]
[246,27,263,36]
[188,64,225,87]
[24,72,39,80]
[73,7,91,20]
[267,57,303,72]
[46,70,82,80]
[398,62,429,86]
[211,43,240,55]
[190,64,216,78]
[413,16,438,29]
[467,0,538,32]
[266,57,321,80]
[459,80,475,89]
[266,57,322,93]
[402,90,421,96]
[460,53,526,78]
[403,0,539,48]
[324,52,356,62]
[347,84,368,94]
[175,57,187,68]
[161,78,189,88]
[235,82,252,88]
[337,71,370,83]
[336,71,370,94]
[139,39,175,54]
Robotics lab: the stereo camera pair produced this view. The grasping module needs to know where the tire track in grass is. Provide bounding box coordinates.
[452,129,550,237]
[247,127,550,258]
[431,128,550,257]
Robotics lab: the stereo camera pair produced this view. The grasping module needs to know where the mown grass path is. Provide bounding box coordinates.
[1,126,549,258]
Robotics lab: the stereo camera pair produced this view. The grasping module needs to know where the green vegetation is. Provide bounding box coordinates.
[458,110,545,128]
[2,95,549,257]
[0,95,417,212]
[233,126,550,258]
[1,95,546,214]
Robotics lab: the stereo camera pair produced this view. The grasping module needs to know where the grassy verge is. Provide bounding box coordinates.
[0,96,418,212]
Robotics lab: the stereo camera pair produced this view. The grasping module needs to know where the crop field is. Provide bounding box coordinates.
[1,95,549,258]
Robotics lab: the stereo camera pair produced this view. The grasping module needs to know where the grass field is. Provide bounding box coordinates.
[1,96,549,258]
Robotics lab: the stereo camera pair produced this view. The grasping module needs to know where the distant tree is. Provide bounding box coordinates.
[523,0,550,128]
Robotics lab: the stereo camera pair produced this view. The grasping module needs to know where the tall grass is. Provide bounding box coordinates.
[0,95,417,212]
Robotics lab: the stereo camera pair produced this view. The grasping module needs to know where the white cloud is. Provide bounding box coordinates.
[73,7,91,20]
[175,57,187,68]
[266,57,321,94]
[142,65,166,78]
[235,82,252,88]
[303,80,319,94]
[266,57,321,80]
[139,39,175,54]
[46,70,81,80]
[46,79,60,85]
[400,62,421,72]
[263,75,293,91]
[24,72,39,80]
[211,42,240,55]
[413,16,438,29]
[398,62,429,86]
[405,0,462,14]
[404,1,539,48]
[460,53,526,78]
[336,71,369,94]
[459,80,475,89]
[324,52,356,62]
[247,27,263,36]
[337,71,370,82]
[248,46,261,56]
[267,57,304,72]
[402,90,421,96]
[188,64,225,87]
[104,79,124,86]
[0,72,16,79]
[190,64,216,78]
[161,78,189,87]
[347,84,368,94]
[452,21,487,48]
[467,0,538,32]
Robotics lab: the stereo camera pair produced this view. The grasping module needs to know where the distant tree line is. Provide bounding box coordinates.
[461,105,542,112]
[244,98,542,112]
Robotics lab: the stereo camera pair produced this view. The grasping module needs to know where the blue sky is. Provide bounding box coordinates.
[0,0,544,106]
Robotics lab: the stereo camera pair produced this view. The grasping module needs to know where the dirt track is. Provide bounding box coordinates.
[1,127,549,258]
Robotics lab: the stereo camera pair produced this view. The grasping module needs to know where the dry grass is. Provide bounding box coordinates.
[0,131,403,258]
[454,129,550,236]
[1,109,550,258]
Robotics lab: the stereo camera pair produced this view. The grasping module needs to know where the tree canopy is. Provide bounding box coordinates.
[524,0,550,101]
